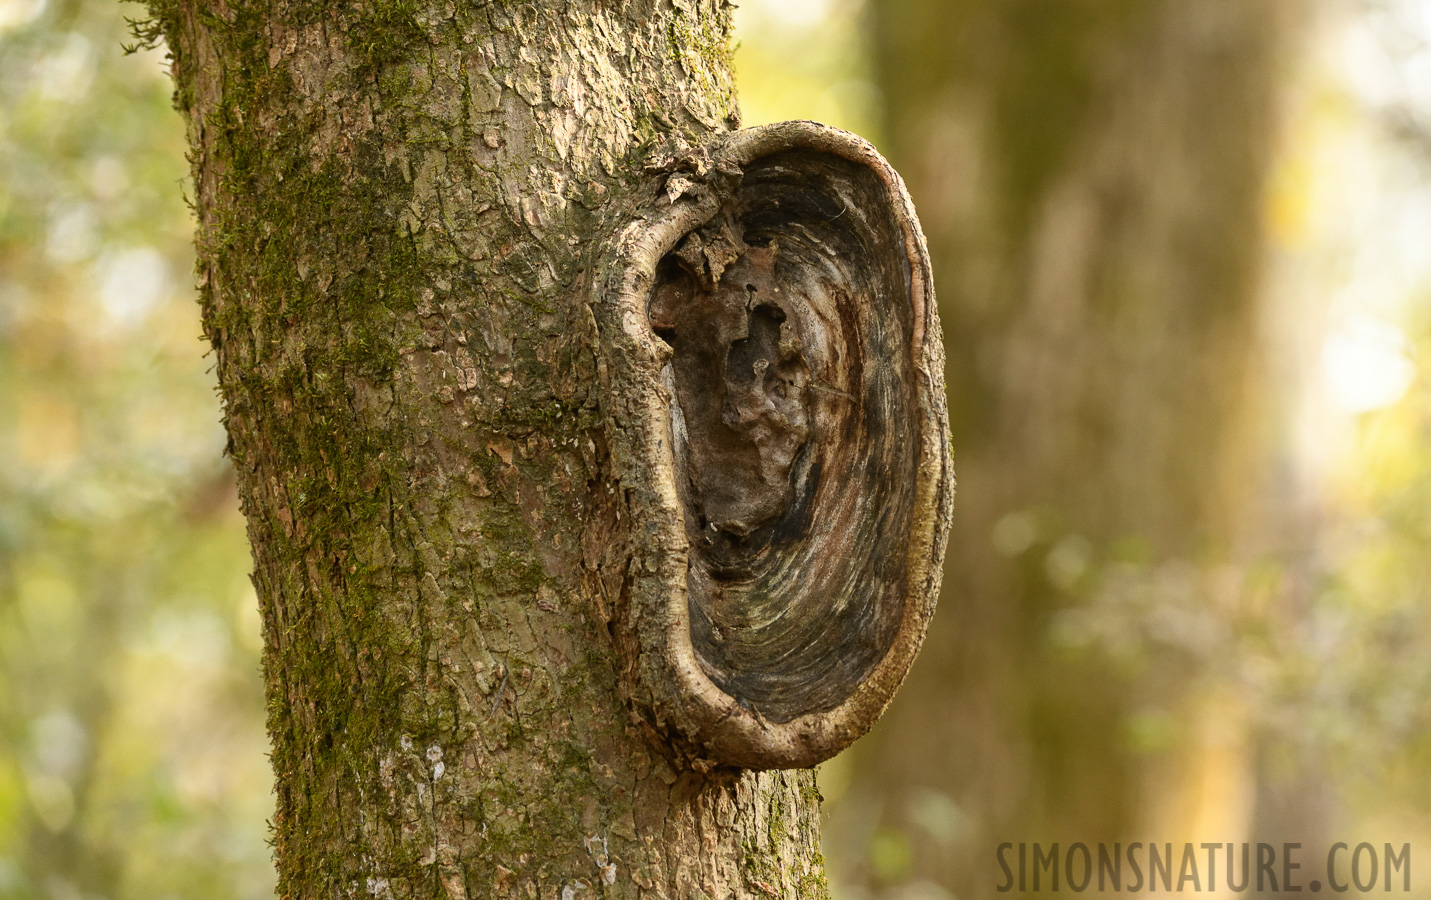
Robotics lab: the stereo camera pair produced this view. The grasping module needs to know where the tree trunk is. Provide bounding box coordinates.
[830,0,1288,893]
[149,1,832,896]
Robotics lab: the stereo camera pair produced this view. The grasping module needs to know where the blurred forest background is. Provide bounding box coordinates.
[3,0,1431,898]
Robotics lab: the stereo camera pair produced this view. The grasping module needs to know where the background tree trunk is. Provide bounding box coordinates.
[153,1,828,897]
[827,0,1289,893]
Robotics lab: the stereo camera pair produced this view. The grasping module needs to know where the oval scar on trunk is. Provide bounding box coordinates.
[599,121,953,770]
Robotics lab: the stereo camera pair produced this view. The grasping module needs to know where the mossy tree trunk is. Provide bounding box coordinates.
[149,1,827,897]
[830,0,1289,892]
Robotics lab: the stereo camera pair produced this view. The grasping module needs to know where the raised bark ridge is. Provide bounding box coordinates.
[600,121,953,770]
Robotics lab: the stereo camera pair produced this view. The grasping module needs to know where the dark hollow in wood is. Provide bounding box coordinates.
[648,150,921,724]
[601,120,950,769]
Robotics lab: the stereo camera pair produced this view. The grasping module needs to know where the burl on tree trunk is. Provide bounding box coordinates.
[606,122,952,770]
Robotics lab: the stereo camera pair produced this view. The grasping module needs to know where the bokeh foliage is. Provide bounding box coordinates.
[0,1,270,897]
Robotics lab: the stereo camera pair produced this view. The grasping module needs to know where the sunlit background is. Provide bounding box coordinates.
[3,0,1431,897]
[0,1,268,897]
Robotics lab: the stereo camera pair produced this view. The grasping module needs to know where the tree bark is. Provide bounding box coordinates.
[150,1,831,897]
[831,0,1288,893]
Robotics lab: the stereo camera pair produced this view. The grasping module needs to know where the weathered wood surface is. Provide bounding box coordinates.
[602,121,953,770]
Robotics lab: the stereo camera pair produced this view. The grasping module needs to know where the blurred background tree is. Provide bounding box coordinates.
[838,0,1289,892]
[4,0,1431,898]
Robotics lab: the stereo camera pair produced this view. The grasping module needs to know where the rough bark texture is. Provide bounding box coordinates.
[828,0,1288,894]
[150,1,830,897]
